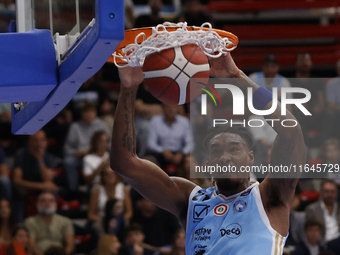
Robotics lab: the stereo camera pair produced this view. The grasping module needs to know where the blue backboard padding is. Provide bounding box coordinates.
[0,29,57,103]
[11,0,124,134]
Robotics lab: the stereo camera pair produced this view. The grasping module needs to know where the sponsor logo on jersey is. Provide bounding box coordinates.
[193,228,211,241]
[220,223,242,239]
[193,204,210,222]
[193,244,207,255]
[193,190,211,201]
[213,204,228,216]
[233,200,247,212]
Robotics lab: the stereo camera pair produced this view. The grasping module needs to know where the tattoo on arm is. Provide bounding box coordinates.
[121,90,137,153]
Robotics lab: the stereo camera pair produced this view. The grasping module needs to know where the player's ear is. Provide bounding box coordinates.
[248,150,254,165]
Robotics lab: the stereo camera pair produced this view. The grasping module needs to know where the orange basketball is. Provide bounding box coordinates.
[142,44,210,105]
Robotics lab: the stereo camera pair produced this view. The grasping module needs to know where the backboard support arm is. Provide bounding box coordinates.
[11,0,124,134]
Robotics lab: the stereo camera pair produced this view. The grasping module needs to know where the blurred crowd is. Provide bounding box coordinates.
[1,0,340,255]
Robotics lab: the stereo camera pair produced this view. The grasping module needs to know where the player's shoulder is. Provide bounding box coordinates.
[190,185,216,202]
[171,176,200,199]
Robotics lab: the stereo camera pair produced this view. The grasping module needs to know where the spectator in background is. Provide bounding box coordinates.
[305,179,340,244]
[6,226,32,255]
[146,103,191,170]
[0,103,11,123]
[326,235,340,255]
[135,83,163,157]
[103,198,126,243]
[0,0,15,33]
[177,0,211,26]
[124,0,135,29]
[319,251,335,255]
[291,220,324,255]
[43,246,67,255]
[69,72,110,121]
[247,115,277,168]
[83,131,110,187]
[168,228,185,255]
[249,54,292,101]
[120,223,154,255]
[96,234,121,255]
[24,192,74,255]
[88,164,132,236]
[99,98,116,131]
[134,0,165,28]
[322,59,340,141]
[0,199,17,252]
[63,102,110,194]
[131,192,180,248]
[291,52,325,148]
[0,146,11,202]
[319,139,340,183]
[12,130,60,222]
[43,108,73,158]
[285,207,306,251]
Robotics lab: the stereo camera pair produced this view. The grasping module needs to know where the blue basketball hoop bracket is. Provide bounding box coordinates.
[10,0,124,134]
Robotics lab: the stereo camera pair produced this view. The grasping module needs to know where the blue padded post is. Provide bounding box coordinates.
[0,29,57,103]
[11,0,124,134]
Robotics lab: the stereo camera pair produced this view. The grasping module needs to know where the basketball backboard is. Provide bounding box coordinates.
[0,0,124,134]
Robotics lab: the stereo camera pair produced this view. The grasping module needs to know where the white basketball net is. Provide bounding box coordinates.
[113,22,237,67]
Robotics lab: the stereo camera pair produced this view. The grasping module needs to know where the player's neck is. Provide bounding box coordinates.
[216,182,250,197]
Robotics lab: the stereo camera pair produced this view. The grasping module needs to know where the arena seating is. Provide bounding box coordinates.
[207,0,340,75]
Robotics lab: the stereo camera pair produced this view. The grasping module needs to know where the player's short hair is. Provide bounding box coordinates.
[203,126,254,151]
[304,219,322,231]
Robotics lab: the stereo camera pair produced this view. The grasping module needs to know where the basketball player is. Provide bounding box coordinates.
[111,53,305,254]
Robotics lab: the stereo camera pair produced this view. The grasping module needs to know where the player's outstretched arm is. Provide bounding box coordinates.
[110,66,197,220]
[209,54,305,204]
[210,53,305,236]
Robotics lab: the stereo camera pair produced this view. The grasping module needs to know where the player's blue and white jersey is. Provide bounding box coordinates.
[185,182,287,255]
